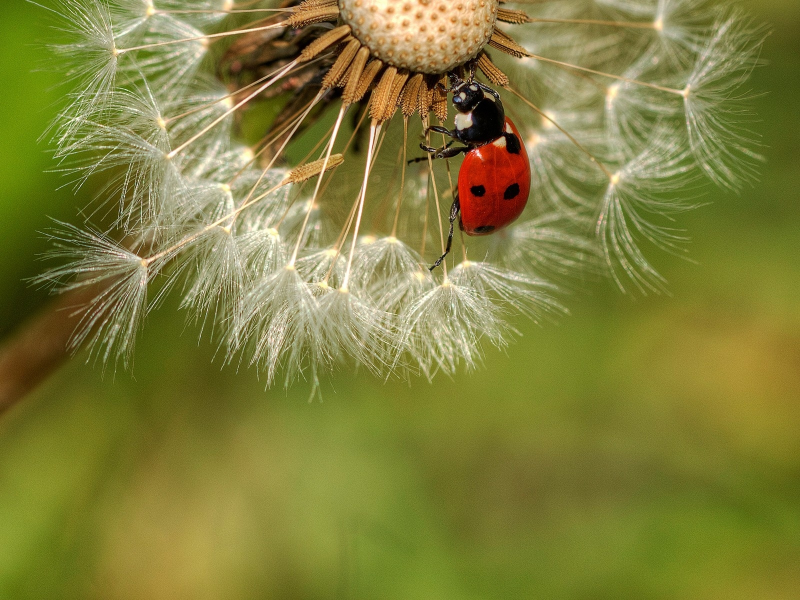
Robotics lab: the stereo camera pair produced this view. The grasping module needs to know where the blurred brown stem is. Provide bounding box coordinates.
[0,286,98,418]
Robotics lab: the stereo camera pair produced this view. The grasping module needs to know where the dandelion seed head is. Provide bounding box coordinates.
[38,0,766,389]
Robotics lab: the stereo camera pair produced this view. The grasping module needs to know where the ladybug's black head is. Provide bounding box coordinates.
[451,80,485,113]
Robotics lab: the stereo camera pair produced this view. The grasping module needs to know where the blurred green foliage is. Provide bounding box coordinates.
[1,1,799,598]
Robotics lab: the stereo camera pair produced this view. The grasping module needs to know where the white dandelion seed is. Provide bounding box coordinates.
[234,265,326,388]
[400,276,506,379]
[683,11,769,188]
[33,222,152,367]
[594,132,697,292]
[37,0,766,389]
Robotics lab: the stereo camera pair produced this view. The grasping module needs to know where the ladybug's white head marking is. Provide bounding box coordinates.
[492,136,507,148]
[505,122,513,134]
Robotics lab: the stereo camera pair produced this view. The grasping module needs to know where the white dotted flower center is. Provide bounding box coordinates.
[338,0,499,74]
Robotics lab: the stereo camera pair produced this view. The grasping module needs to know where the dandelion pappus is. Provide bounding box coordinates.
[419,73,531,271]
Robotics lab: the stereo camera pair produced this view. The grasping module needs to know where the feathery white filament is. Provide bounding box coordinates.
[342,122,381,292]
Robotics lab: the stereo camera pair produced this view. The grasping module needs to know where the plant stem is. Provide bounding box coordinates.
[0,285,100,418]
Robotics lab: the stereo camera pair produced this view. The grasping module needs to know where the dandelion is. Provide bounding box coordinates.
[37,0,767,391]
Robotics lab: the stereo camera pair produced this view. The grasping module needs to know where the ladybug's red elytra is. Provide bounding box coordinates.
[419,72,531,271]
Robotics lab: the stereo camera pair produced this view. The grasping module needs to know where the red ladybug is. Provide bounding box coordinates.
[420,73,531,270]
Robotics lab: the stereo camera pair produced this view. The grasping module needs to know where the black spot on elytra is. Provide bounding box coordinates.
[504,183,520,200]
[474,225,495,234]
[504,132,521,154]
[470,185,486,197]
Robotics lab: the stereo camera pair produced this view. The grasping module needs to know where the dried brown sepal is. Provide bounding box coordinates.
[370,66,397,122]
[285,154,345,183]
[476,52,510,87]
[341,46,371,104]
[496,8,531,24]
[382,69,410,122]
[432,74,449,122]
[400,73,425,118]
[322,38,361,89]
[352,59,384,104]
[417,77,436,118]
[286,1,340,28]
[295,0,338,8]
[488,29,530,59]
[297,25,351,63]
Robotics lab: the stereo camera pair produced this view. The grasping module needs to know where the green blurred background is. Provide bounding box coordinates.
[1,1,799,598]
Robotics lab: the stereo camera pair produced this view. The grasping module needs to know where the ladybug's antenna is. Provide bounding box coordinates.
[447,71,462,89]
[447,61,478,89]
[467,60,478,83]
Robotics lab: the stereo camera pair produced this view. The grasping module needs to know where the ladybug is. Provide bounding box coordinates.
[420,73,531,270]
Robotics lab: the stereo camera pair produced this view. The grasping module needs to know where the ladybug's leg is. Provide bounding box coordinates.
[409,142,469,163]
[419,140,453,154]
[427,125,457,139]
[429,193,461,272]
[430,145,470,159]
[408,125,461,161]
[434,81,456,95]
[408,141,450,164]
